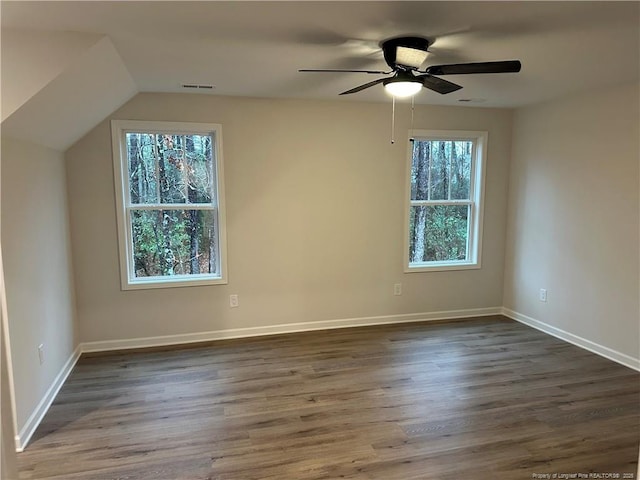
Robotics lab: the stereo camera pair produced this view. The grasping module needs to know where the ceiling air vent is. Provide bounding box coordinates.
[181,84,215,90]
[458,98,486,103]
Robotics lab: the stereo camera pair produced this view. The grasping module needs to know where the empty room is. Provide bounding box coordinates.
[1,2,638,479]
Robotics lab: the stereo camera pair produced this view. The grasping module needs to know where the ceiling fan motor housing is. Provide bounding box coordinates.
[381,36,431,69]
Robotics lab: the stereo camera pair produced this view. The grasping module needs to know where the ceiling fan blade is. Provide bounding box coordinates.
[339,78,387,95]
[299,69,391,74]
[417,74,463,95]
[425,60,521,75]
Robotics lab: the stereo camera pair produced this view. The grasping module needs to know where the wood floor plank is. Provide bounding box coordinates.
[16,316,640,479]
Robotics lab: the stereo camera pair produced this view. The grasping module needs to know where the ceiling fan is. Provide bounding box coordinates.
[299,36,521,97]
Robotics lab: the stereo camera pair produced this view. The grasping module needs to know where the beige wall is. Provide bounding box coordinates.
[66,94,512,343]
[504,82,640,359]
[1,137,78,436]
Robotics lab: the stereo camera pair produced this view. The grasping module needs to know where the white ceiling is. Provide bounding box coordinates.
[1,1,639,108]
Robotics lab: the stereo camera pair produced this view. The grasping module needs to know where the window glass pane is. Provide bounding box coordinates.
[159,134,187,204]
[412,140,466,201]
[131,209,217,278]
[450,141,472,200]
[429,141,449,200]
[184,134,214,204]
[127,133,158,204]
[410,140,430,201]
[409,205,469,263]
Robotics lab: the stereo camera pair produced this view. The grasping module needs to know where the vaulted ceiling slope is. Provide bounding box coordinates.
[1,32,137,150]
[1,1,638,151]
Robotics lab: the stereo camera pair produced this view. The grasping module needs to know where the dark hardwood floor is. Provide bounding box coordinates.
[16,316,639,479]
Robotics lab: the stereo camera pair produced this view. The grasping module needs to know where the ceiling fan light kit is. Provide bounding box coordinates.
[299,35,521,98]
[383,76,423,98]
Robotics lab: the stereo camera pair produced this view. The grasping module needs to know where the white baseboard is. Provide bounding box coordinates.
[15,345,81,452]
[15,306,638,453]
[81,307,503,353]
[15,307,501,452]
[502,308,640,372]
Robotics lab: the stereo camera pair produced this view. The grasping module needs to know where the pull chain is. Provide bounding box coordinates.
[391,96,396,144]
[410,96,415,141]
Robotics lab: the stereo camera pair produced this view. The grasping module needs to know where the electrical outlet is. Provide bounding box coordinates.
[539,288,547,302]
[229,294,239,308]
[38,344,45,365]
[394,283,402,296]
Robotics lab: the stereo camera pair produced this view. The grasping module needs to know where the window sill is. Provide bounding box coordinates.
[122,275,227,291]
[405,262,481,273]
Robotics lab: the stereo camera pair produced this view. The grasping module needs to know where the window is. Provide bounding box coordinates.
[111,120,227,289]
[405,130,487,272]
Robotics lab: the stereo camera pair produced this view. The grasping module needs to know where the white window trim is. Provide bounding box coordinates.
[111,120,228,290]
[403,129,487,273]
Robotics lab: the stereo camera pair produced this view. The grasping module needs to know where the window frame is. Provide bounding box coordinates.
[403,129,487,273]
[111,119,228,290]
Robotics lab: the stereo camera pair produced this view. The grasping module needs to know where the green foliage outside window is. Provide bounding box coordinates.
[409,139,473,264]
[126,132,218,278]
